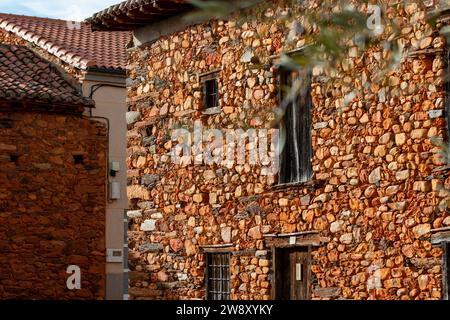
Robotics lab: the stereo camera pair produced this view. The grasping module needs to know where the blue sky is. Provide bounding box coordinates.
[0,0,122,20]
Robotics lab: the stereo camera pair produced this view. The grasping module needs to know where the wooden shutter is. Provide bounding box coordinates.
[279,68,312,184]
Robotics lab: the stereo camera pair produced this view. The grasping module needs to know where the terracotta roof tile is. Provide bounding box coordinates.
[0,44,94,107]
[88,0,192,31]
[0,13,131,71]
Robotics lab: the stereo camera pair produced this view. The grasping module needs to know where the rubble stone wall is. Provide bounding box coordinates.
[126,0,450,300]
[0,111,107,299]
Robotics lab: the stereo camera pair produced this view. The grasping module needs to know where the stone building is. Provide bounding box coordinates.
[90,0,450,300]
[0,44,107,299]
[0,14,131,299]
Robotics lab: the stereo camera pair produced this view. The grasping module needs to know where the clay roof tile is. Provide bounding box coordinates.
[0,44,94,108]
[0,13,131,71]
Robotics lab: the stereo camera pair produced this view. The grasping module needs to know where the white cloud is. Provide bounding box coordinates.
[0,0,122,20]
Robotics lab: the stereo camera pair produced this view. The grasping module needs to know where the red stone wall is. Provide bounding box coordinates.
[0,111,107,299]
[125,0,450,300]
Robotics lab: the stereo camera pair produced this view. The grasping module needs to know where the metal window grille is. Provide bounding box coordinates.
[206,253,230,300]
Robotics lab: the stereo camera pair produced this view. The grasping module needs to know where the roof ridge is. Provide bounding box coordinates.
[0,12,84,23]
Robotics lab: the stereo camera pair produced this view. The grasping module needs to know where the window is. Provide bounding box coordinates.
[444,242,450,300]
[201,73,219,110]
[278,68,312,184]
[73,155,84,164]
[206,252,230,300]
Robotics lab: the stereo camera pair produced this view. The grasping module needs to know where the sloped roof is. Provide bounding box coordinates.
[88,0,192,31]
[0,44,94,108]
[0,13,131,71]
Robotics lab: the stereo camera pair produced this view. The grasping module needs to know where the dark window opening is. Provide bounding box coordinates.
[73,155,84,165]
[9,154,18,163]
[206,252,230,300]
[445,242,450,300]
[278,68,313,184]
[201,73,219,110]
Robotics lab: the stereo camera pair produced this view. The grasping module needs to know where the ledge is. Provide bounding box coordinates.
[432,165,450,173]
[201,107,222,115]
[431,228,450,244]
[265,231,329,247]
[264,231,320,238]
[427,5,450,20]
[269,179,325,192]
[200,243,234,253]
[407,48,444,58]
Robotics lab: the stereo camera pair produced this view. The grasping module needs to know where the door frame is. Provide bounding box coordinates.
[271,245,312,300]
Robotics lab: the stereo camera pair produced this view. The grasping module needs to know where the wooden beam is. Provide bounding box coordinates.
[431,226,450,233]
[431,231,450,244]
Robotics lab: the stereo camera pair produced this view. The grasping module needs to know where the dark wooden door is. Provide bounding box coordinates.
[274,247,310,300]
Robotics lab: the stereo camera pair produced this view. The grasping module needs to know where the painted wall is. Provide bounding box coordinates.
[83,76,128,300]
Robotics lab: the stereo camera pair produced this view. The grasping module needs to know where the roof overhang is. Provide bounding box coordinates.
[87,0,194,31]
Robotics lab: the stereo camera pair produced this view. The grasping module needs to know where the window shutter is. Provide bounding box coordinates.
[278,68,312,184]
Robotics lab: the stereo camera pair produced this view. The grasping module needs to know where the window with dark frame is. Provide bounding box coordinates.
[278,67,313,185]
[206,252,230,300]
[445,242,450,300]
[201,73,219,110]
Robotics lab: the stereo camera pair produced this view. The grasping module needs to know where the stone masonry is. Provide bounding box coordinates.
[123,0,450,300]
[0,112,107,299]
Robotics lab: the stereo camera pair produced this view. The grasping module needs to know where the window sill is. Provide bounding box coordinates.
[201,107,221,115]
[269,179,324,191]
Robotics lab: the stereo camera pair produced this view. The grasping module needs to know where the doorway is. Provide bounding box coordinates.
[273,246,311,300]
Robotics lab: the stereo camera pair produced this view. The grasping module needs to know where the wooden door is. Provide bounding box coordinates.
[274,247,310,300]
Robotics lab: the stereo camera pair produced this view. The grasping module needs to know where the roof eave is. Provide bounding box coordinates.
[87,0,193,31]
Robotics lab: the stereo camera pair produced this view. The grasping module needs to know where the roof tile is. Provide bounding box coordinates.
[0,44,94,108]
[0,13,131,71]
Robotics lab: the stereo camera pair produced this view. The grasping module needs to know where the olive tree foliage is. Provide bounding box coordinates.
[184,0,450,210]
[185,0,449,117]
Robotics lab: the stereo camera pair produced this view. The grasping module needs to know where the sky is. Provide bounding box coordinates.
[0,0,123,21]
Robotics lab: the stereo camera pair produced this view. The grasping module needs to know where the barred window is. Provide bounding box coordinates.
[206,252,230,300]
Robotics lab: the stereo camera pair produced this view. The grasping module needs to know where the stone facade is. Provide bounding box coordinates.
[0,111,107,299]
[125,0,450,300]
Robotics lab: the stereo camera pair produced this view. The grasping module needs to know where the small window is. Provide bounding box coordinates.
[73,155,84,164]
[9,155,18,163]
[278,67,313,184]
[201,73,219,110]
[206,252,230,300]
